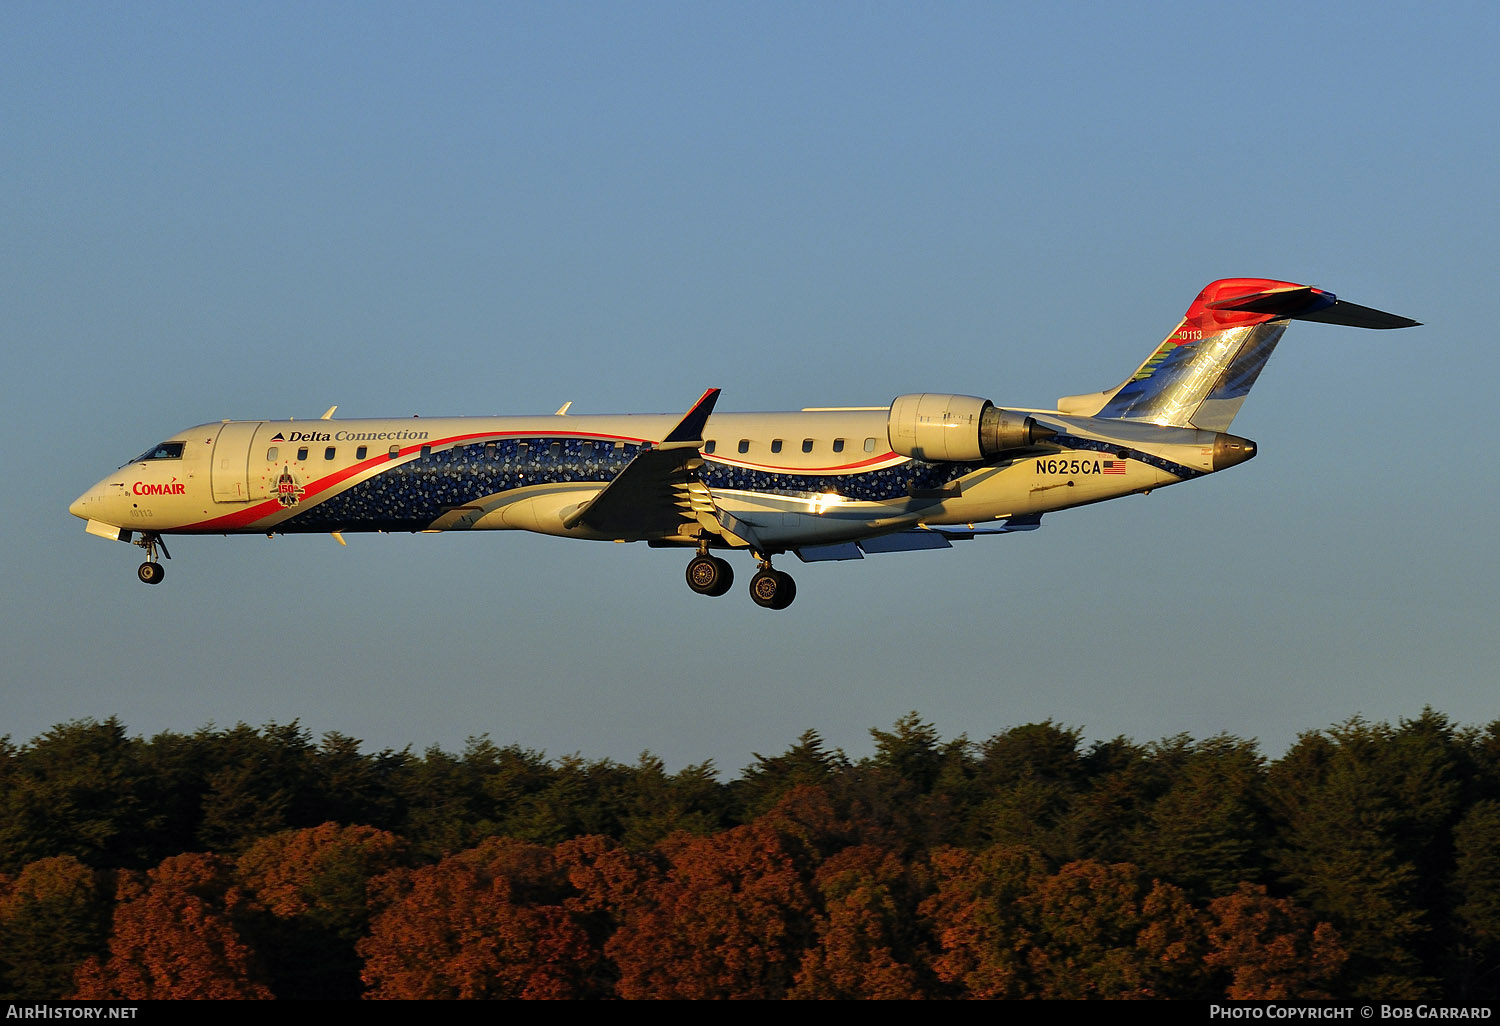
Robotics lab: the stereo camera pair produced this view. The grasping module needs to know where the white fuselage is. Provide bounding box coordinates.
[69,407,1225,552]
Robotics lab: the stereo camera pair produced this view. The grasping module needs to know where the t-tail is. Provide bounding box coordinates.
[1057,278,1420,431]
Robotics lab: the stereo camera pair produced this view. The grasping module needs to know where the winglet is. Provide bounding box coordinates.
[662,388,721,444]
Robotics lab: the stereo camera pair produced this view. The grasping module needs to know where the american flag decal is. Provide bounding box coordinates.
[1102,459,1127,474]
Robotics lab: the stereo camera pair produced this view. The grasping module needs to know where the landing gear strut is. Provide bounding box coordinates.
[133,532,170,585]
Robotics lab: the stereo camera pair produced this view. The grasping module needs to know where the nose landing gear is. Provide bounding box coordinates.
[133,532,171,585]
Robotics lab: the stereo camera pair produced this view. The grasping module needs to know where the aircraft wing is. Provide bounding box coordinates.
[560,388,720,538]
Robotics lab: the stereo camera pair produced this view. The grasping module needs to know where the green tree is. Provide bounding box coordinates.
[1131,734,1269,901]
[196,723,321,852]
[1449,799,1500,999]
[1267,714,1463,997]
[732,729,848,821]
[0,856,110,999]
[0,719,149,871]
[1021,860,1206,999]
[967,721,1086,854]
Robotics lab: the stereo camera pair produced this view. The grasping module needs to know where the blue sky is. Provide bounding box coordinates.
[5,1,1497,773]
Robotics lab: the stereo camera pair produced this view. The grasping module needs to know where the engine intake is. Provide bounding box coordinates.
[888,393,1054,462]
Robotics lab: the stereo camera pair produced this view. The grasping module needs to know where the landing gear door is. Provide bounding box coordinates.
[211,421,261,502]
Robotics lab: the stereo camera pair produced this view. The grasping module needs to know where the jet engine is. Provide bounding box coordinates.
[887,393,1054,462]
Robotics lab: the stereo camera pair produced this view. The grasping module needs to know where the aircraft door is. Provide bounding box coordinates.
[211,421,261,502]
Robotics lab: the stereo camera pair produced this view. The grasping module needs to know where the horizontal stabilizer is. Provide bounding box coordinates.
[1293,300,1421,329]
[1207,285,1419,328]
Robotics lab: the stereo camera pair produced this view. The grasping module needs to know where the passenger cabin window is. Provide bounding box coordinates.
[737,439,750,454]
[356,445,368,460]
[864,437,877,452]
[580,441,594,458]
[517,442,529,455]
[132,441,184,463]
[833,438,845,453]
[549,441,562,459]
[771,439,783,453]
[420,445,432,458]
[324,446,336,461]
[388,445,400,458]
[802,439,814,453]
[704,440,716,454]
[297,447,309,461]
[266,447,279,461]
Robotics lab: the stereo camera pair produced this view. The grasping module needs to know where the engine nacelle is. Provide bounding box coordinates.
[887,393,1052,462]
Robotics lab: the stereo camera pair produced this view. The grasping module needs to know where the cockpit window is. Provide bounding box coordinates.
[130,441,184,463]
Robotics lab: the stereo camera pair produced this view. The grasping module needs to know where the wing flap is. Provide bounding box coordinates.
[794,515,1043,561]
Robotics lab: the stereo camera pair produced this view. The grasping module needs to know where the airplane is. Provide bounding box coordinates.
[70,277,1418,609]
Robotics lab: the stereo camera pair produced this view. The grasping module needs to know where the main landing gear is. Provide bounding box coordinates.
[685,553,734,597]
[749,562,796,610]
[684,552,796,609]
[133,532,170,585]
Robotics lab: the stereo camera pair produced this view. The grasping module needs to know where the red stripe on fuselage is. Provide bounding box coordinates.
[706,452,904,473]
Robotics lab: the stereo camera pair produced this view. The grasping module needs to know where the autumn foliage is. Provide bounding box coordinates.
[1,710,1496,999]
[70,854,271,999]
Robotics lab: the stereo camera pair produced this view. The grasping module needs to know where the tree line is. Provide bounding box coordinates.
[1,710,1497,999]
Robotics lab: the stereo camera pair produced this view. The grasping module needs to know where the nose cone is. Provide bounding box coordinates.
[70,480,113,521]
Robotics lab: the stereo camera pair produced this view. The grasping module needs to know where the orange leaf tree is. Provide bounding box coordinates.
[358,836,602,999]
[71,853,271,1000]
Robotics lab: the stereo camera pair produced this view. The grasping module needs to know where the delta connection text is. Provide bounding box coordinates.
[1210,1008,1492,1019]
[278,429,430,442]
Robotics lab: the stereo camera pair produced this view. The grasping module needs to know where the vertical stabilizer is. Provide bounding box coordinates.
[1056,278,1416,431]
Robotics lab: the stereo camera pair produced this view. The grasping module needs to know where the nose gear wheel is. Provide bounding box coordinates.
[133,532,171,585]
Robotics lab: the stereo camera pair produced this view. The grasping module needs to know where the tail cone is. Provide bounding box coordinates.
[1212,433,1257,471]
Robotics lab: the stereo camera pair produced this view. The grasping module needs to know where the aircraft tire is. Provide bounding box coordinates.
[770,571,796,609]
[138,561,164,585]
[707,557,734,596]
[750,569,786,609]
[686,555,731,596]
